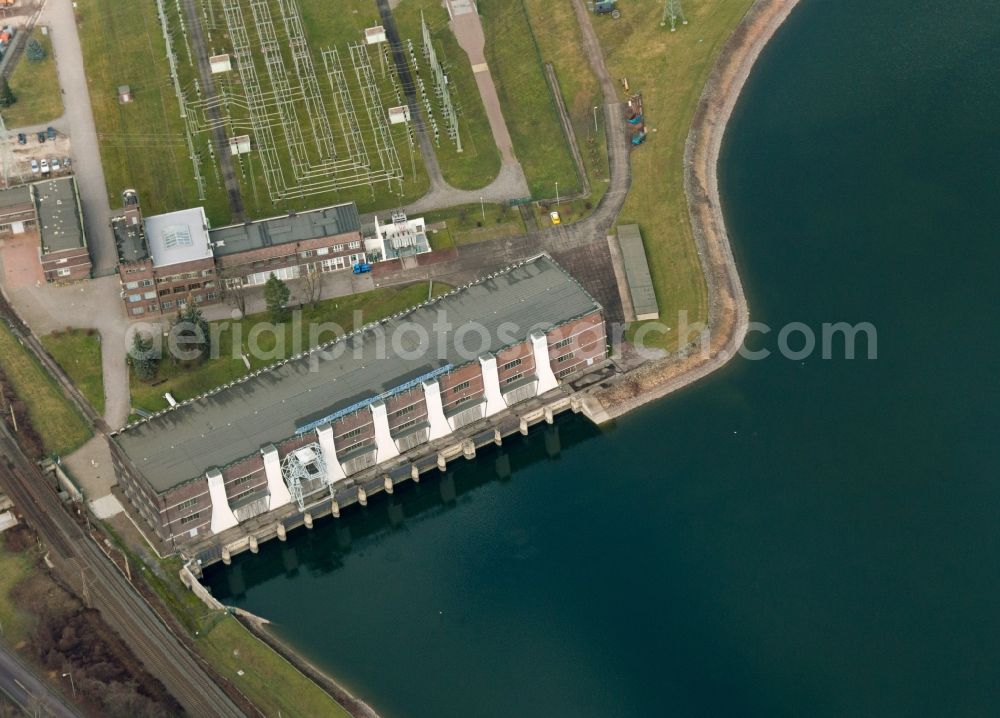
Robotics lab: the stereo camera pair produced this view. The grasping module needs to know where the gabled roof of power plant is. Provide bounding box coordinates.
[113,254,601,493]
[209,203,360,257]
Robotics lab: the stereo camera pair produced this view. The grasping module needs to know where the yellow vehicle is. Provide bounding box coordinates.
[549,211,561,225]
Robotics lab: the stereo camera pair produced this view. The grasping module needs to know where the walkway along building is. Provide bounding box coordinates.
[108,254,608,551]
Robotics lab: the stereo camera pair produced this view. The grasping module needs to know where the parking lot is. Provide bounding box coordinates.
[8,126,73,181]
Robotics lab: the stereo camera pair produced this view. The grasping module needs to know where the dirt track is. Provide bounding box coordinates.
[596,0,802,418]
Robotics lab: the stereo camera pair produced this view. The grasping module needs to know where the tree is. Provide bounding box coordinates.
[127,332,159,382]
[26,38,46,62]
[264,273,290,323]
[301,264,323,309]
[172,301,211,364]
[0,77,15,108]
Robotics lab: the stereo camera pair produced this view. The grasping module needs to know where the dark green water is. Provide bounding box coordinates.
[206,1,1000,715]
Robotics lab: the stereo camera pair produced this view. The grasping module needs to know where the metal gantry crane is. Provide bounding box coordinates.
[661,0,688,31]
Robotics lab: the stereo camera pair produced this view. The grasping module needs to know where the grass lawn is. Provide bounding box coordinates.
[477,0,579,199]
[0,540,35,645]
[593,0,756,349]
[423,202,525,246]
[130,281,453,413]
[197,617,352,718]
[0,323,91,456]
[521,0,610,204]
[77,0,231,225]
[1,30,63,128]
[393,0,502,190]
[41,329,105,415]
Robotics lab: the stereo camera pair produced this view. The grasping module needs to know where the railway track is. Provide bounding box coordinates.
[0,428,247,718]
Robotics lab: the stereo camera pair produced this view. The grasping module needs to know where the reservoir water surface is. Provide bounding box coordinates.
[207,1,1000,715]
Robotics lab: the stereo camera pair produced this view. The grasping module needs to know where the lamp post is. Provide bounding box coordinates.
[61,671,76,699]
[480,196,486,224]
[593,105,599,133]
[555,181,559,206]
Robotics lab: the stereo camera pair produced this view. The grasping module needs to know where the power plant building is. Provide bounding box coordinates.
[109,254,607,549]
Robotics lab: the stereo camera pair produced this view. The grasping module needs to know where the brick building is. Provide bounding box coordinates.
[211,203,363,286]
[36,177,91,282]
[113,193,216,318]
[108,254,607,548]
[113,198,364,316]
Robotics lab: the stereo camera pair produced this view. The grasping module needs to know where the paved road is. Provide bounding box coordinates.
[0,426,247,718]
[42,0,117,275]
[0,645,82,718]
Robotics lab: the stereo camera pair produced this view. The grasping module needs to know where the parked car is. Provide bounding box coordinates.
[40,158,49,174]
[549,211,561,225]
[62,156,71,168]
[16,132,25,145]
[46,126,56,140]
[37,131,45,143]
[29,159,39,174]
[352,262,372,274]
[50,157,60,172]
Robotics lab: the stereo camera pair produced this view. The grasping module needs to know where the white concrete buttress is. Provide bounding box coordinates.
[261,445,292,510]
[316,424,347,483]
[531,331,559,394]
[423,379,452,440]
[370,400,400,462]
[207,468,238,534]
[480,354,507,416]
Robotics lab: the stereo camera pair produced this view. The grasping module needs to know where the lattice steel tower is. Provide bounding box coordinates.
[661,0,688,31]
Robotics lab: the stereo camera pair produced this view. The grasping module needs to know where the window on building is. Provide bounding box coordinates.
[452,380,471,393]
[338,427,363,442]
[179,512,201,525]
[131,307,145,316]
[332,244,345,253]
[554,337,573,349]
[231,489,258,503]
[161,300,174,310]
[504,373,523,385]
[557,367,574,378]
[143,291,156,300]
[176,497,198,511]
[194,295,204,303]
[230,475,253,489]
[139,279,154,287]
[159,289,171,297]
[187,283,201,291]
[348,241,361,250]
[206,292,217,301]
[394,404,415,418]
[56,268,72,277]
[394,418,419,433]
[556,352,575,363]
[316,247,329,256]
[502,358,522,371]
[56,258,68,265]
[299,249,315,258]
[125,281,139,290]
[127,293,141,302]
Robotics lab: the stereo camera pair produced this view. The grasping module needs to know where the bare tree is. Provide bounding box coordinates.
[219,270,249,317]
[301,264,324,310]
